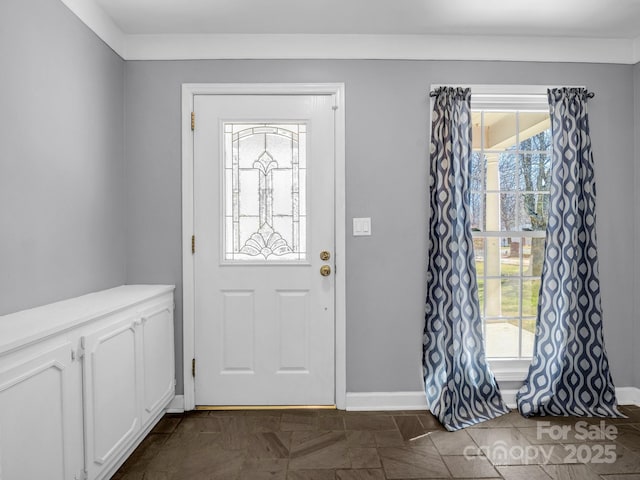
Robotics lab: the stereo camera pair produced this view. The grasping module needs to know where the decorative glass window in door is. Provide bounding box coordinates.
[223,123,307,261]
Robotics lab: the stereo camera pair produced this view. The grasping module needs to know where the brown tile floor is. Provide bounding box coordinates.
[113,405,640,480]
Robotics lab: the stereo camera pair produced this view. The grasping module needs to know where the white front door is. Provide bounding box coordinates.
[193,94,336,406]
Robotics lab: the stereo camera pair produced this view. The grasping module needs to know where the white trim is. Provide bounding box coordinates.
[470,84,550,111]
[500,389,521,409]
[124,34,636,64]
[58,0,126,57]
[490,360,532,383]
[346,388,640,412]
[635,64,640,391]
[181,83,346,411]
[166,394,185,413]
[633,36,640,64]
[49,2,640,64]
[181,86,196,410]
[333,85,347,410]
[616,387,640,406]
[346,392,429,411]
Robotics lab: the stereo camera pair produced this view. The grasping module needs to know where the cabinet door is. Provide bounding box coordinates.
[140,302,175,426]
[0,343,83,480]
[82,316,142,480]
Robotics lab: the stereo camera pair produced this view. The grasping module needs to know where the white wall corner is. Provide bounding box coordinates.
[57,0,127,58]
[346,388,640,412]
[166,394,185,413]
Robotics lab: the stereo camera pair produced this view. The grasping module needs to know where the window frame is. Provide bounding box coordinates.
[471,113,551,356]
[470,85,552,382]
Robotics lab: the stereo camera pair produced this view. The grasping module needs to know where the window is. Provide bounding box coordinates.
[469,87,551,362]
[223,123,307,262]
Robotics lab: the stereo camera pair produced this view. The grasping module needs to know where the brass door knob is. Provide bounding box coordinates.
[320,265,332,277]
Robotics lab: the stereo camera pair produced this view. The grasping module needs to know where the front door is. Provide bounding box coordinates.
[193,94,335,405]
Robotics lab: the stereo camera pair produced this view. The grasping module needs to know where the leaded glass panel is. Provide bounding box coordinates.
[223,123,307,261]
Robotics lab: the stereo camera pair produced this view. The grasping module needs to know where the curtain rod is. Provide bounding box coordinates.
[429,88,595,98]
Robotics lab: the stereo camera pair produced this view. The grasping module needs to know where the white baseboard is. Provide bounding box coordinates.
[346,387,640,411]
[166,394,185,413]
[346,391,429,411]
[170,389,639,413]
[616,387,640,406]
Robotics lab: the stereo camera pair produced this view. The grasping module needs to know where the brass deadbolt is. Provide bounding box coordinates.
[320,250,331,261]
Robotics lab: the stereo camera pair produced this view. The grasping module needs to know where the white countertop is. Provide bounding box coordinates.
[0,285,175,356]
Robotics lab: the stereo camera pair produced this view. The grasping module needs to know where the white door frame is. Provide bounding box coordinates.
[181,83,346,410]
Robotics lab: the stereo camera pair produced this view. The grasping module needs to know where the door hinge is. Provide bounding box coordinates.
[191,235,195,254]
[192,358,196,377]
[191,111,195,131]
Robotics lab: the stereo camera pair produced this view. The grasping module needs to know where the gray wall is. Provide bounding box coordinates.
[0,0,126,315]
[124,59,636,394]
[2,0,635,397]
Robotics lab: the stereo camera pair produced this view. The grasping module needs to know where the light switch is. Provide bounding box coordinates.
[353,217,372,236]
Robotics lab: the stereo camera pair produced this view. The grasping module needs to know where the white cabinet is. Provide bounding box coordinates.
[82,295,175,480]
[0,341,84,480]
[140,303,175,427]
[0,285,175,480]
[83,313,143,480]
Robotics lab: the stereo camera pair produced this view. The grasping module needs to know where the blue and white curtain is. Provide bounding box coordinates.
[423,87,509,431]
[517,88,622,417]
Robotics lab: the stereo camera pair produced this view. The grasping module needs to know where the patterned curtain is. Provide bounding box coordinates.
[516,88,622,417]
[423,87,509,431]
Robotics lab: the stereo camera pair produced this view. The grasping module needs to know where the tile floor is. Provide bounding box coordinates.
[113,405,640,480]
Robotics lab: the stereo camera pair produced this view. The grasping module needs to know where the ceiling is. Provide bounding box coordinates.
[59,0,640,62]
[93,0,640,37]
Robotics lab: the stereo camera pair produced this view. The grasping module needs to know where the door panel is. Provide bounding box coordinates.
[276,290,310,372]
[194,94,335,405]
[221,290,255,373]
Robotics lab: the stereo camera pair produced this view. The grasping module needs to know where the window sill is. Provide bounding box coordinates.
[489,359,531,383]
